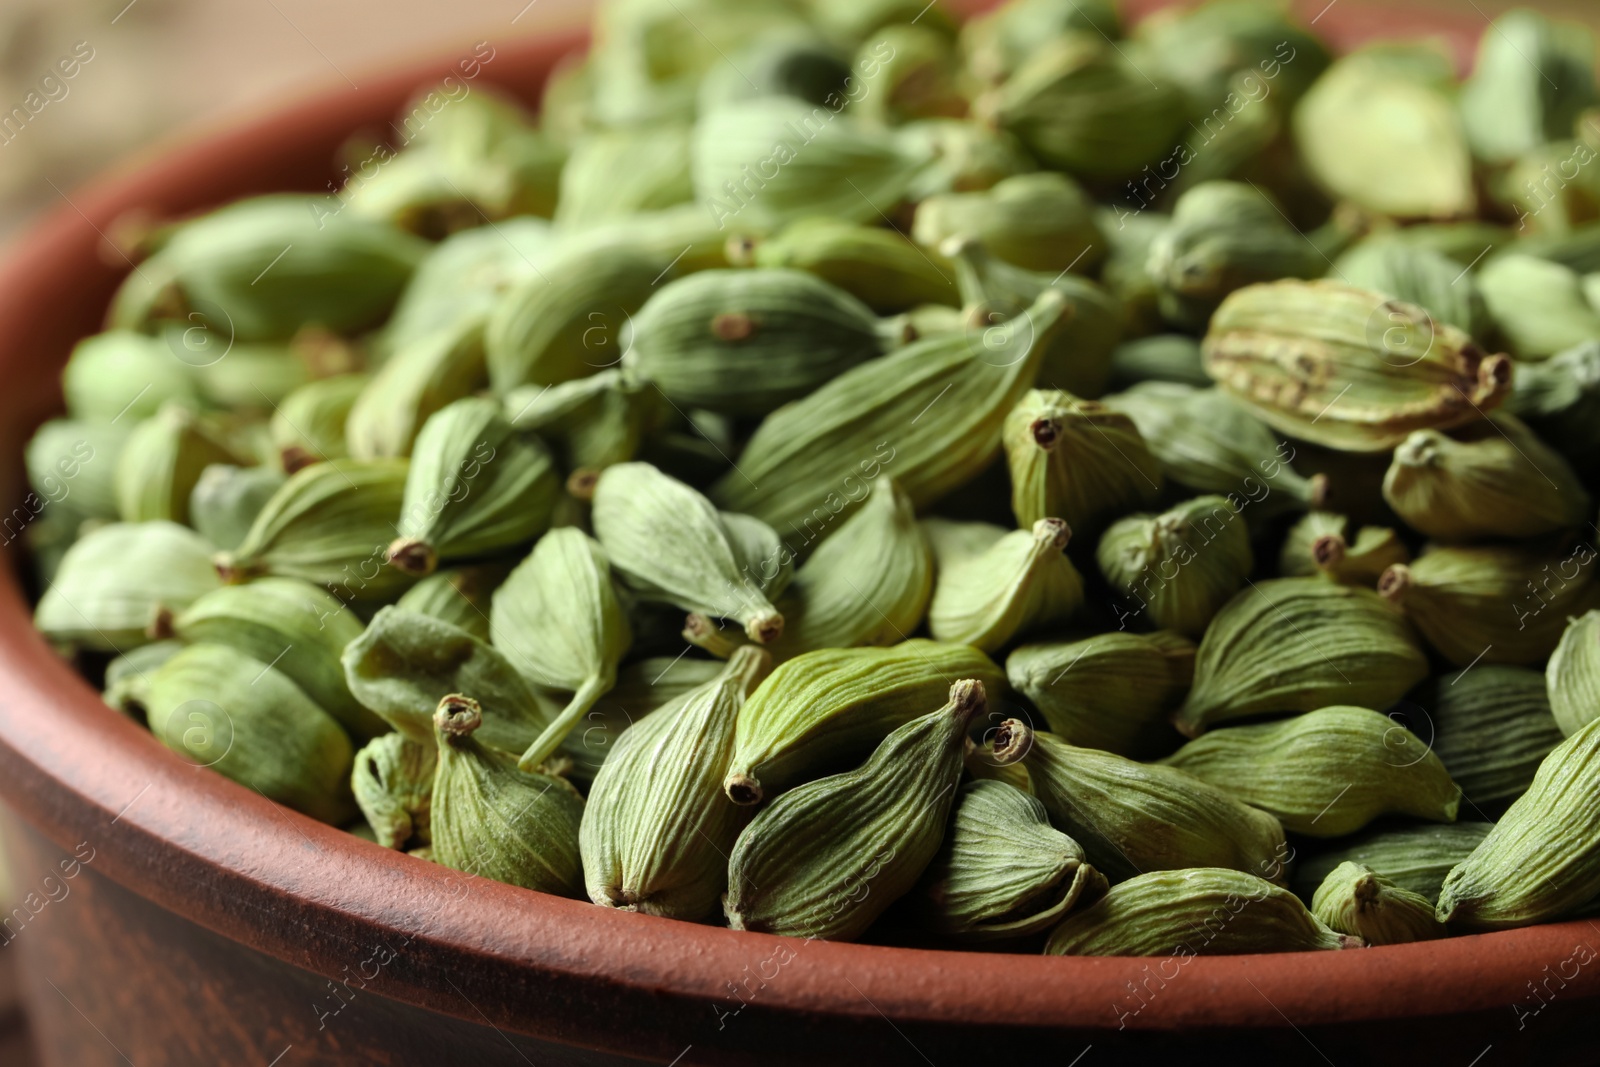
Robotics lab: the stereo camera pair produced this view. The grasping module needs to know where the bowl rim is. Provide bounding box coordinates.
[0,6,1590,1061]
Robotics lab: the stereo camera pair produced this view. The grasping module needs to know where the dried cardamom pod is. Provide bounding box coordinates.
[1134,0,1328,112]
[1379,544,1600,667]
[1162,705,1460,837]
[61,330,200,423]
[1045,868,1356,957]
[1311,862,1446,946]
[979,32,1185,184]
[696,31,854,112]
[1104,382,1326,522]
[925,517,1084,653]
[1459,8,1597,167]
[115,403,240,525]
[102,639,183,717]
[711,288,1070,533]
[1332,237,1488,337]
[1202,280,1513,452]
[1381,414,1590,541]
[351,732,436,850]
[1107,335,1209,392]
[429,695,585,895]
[387,397,559,577]
[1146,182,1324,330]
[962,0,1118,85]
[170,577,385,741]
[911,779,1106,944]
[725,678,984,941]
[852,23,967,125]
[188,463,287,552]
[561,655,727,780]
[739,217,958,313]
[393,561,511,641]
[1097,495,1253,639]
[488,528,632,771]
[216,458,411,601]
[346,321,487,461]
[341,606,560,754]
[725,639,1006,804]
[621,268,892,416]
[692,96,930,233]
[911,172,1103,274]
[1175,578,1430,736]
[109,195,428,343]
[384,218,553,350]
[897,118,1037,202]
[767,478,932,659]
[1548,610,1600,737]
[1504,340,1600,464]
[593,462,788,644]
[1437,717,1600,929]
[1019,724,1287,883]
[1292,822,1495,904]
[1006,631,1192,758]
[145,642,354,824]
[1277,511,1409,587]
[504,368,664,477]
[1412,665,1565,803]
[1292,43,1474,219]
[269,374,367,471]
[24,419,124,528]
[554,126,693,228]
[581,646,768,920]
[1002,388,1160,534]
[35,521,221,652]
[1479,253,1600,361]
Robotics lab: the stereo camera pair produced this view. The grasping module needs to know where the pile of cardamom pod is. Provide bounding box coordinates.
[23,0,1600,956]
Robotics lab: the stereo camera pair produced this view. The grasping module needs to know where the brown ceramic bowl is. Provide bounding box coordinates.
[0,6,1595,1066]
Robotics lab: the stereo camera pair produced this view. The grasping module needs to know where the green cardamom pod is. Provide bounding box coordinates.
[61,330,200,423]
[1045,868,1357,956]
[1460,8,1597,167]
[115,403,241,524]
[740,217,958,313]
[215,457,410,601]
[1332,237,1488,337]
[1379,544,1600,667]
[1096,495,1253,639]
[962,0,1119,86]
[388,397,559,577]
[1292,44,1474,219]
[768,477,933,659]
[725,678,984,941]
[911,171,1104,274]
[346,320,487,461]
[1006,631,1193,758]
[1384,414,1590,542]
[911,779,1106,943]
[393,561,511,641]
[692,96,931,233]
[1018,724,1287,883]
[170,576,385,740]
[1292,822,1494,905]
[384,218,552,350]
[109,194,428,344]
[1104,382,1327,522]
[1277,510,1409,587]
[269,374,367,471]
[1311,862,1445,945]
[1161,705,1460,838]
[1202,279,1513,452]
[504,368,665,476]
[102,638,183,716]
[25,419,124,528]
[341,606,560,754]
[1003,390,1162,533]
[145,642,354,823]
[1480,252,1600,360]
[853,23,968,125]
[351,732,436,850]
[1097,204,1168,336]
[1174,578,1430,736]
[1548,610,1600,736]
[897,118,1037,202]
[711,288,1071,533]
[581,646,768,919]
[1436,716,1600,929]
[1146,182,1324,330]
[725,639,1005,804]
[1411,665,1564,803]
[188,463,287,552]
[555,126,693,228]
[429,695,585,895]
[36,521,221,652]
[594,462,788,644]
[925,517,1084,653]
[1504,340,1600,465]
[1134,1,1328,112]
[489,528,632,771]
[562,655,727,780]
[621,268,892,416]
[1107,335,1210,393]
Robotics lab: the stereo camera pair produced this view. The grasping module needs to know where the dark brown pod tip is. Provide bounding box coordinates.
[1479,353,1513,396]
[1031,417,1063,450]
[712,312,756,342]
[724,235,758,267]
[434,694,482,741]
[745,610,784,645]
[386,537,439,577]
[1377,563,1413,604]
[146,605,176,641]
[566,467,601,501]
[1311,533,1347,571]
[280,445,318,475]
[212,553,257,585]
[724,772,763,807]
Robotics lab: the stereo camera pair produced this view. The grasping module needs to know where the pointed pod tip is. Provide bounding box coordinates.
[387,537,438,577]
[1311,533,1346,571]
[746,611,784,645]
[1032,517,1072,551]
[434,693,482,741]
[1308,472,1330,511]
[1336,934,1366,950]
[725,772,764,807]
[567,467,601,501]
[948,678,987,725]
[280,445,317,474]
[990,717,1033,765]
[1030,417,1062,451]
[1377,564,1413,604]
